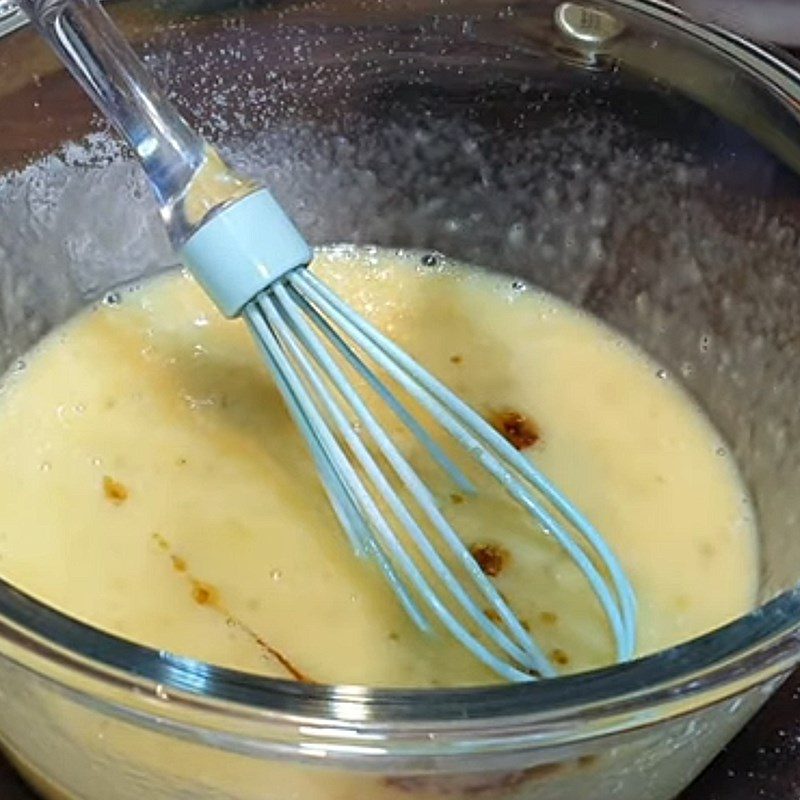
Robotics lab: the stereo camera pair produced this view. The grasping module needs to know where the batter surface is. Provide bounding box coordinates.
[0,246,757,686]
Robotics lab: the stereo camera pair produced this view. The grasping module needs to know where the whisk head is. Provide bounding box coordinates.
[242,267,637,683]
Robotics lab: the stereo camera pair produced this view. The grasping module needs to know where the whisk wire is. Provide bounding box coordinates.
[273,285,546,663]
[290,270,637,662]
[247,296,544,681]
[287,286,476,496]
[260,287,553,678]
[245,307,432,633]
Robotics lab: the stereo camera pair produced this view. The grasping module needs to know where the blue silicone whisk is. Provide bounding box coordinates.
[18,0,636,682]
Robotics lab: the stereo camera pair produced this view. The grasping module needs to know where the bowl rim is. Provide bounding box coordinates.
[0,0,799,758]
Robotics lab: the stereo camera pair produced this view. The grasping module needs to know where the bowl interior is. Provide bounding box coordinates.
[0,0,799,668]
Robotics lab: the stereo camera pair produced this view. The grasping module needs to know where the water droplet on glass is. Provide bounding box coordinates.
[13,359,25,373]
[511,280,526,291]
[508,222,525,247]
[155,684,169,701]
[656,369,667,380]
[39,461,51,472]
[420,253,438,267]
[103,291,121,306]
[716,447,726,457]
[270,569,283,581]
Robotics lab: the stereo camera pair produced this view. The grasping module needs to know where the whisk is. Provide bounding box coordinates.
[20,0,637,682]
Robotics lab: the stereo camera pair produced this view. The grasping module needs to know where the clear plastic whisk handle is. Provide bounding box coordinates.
[20,0,313,318]
[17,0,209,244]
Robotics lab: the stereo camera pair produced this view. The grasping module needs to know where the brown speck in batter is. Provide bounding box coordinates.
[469,543,509,577]
[191,580,217,606]
[152,532,169,551]
[489,409,540,450]
[550,648,570,666]
[152,533,310,682]
[450,354,463,365]
[102,475,128,504]
[171,555,187,573]
[385,761,564,795]
[539,610,558,625]
[700,541,716,558]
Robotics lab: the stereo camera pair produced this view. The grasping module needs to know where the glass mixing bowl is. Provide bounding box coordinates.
[1,1,800,798]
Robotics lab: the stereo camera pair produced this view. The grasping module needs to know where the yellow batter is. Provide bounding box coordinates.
[0,246,757,686]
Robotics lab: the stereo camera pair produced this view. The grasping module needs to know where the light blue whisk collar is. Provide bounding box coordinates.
[181,189,313,318]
